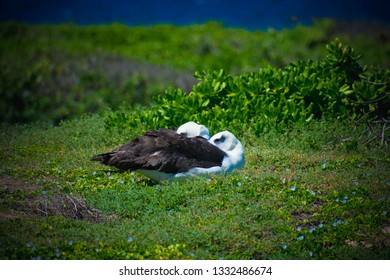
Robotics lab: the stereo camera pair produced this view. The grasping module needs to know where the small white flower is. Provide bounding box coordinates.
[290,185,296,191]
[282,244,287,249]
[54,248,60,258]
[296,226,302,231]
[297,236,304,241]
[127,237,134,242]
[332,219,342,227]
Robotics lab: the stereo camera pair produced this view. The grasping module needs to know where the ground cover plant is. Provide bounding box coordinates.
[0,22,389,260]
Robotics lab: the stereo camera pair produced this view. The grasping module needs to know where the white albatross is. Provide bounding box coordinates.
[91,128,244,182]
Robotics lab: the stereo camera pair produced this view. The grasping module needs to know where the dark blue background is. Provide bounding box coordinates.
[1,0,389,30]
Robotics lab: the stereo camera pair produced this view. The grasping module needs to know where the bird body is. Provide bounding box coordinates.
[91,124,244,182]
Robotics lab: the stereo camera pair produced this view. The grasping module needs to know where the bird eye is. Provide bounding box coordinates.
[214,136,226,144]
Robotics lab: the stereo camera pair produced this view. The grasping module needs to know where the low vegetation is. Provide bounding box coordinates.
[0,20,389,259]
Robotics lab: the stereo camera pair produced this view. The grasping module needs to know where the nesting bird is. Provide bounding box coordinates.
[91,122,244,182]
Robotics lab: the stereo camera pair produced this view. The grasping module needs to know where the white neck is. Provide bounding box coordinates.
[222,142,245,172]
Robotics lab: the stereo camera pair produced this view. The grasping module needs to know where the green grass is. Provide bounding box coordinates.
[1,115,389,259]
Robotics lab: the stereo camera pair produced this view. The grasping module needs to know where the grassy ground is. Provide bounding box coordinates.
[1,115,389,259]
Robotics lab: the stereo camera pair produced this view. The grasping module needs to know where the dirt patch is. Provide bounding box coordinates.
[0,175,107,222]
[0,175,42,192]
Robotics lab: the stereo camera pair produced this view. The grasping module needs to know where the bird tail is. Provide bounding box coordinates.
[91,153,112,165]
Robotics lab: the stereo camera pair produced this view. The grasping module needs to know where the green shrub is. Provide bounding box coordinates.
[2,20,388,125]
[105,39,389,136]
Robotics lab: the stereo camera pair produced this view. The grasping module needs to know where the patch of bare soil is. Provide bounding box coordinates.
[0,175,42,192]
[0,175,106,222]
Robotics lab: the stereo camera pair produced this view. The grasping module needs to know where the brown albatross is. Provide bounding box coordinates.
[91,125,244,182]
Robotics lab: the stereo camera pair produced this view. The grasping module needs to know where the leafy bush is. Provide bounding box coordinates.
[105,39,389,138]
[2,20,389,125]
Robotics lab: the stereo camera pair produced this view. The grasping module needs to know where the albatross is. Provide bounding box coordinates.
[91,126,245,182]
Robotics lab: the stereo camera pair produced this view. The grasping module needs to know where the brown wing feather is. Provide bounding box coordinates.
[91,129,226,173]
